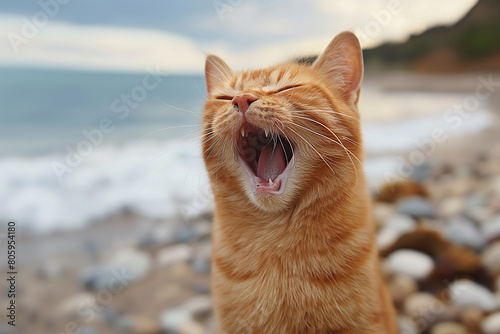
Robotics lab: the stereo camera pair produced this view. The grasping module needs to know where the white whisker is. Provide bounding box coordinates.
[277,135,289,164]
[291,116,364,183]
[214,138,228,185]
[292,114,364,166]
[159,99,202,115]
[293,109,359,121]
[287,127,336,177]
[132,124,201,143]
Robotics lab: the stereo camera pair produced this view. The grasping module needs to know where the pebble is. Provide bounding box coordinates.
[372,203,396,226]
[112,316,134,331]
[377,214,417,249]
[157,244,192,267]
[397,196,436,218]
[160,307,190,332]
[491,194,500,213]
[410,163,430,182]
[192,221,212,238]
[469,208,493,224]
[81,248,151,290]
[171,263,193,278]
[191,255,211,274]
[194,282,210,294]
[100,307,120,325]
[439,197,465,218]
[483,215,500,241]
[131,315,161,333]
[403,293,447,331]
[76,328,98,334]
[179,321,205,334]
[55,293,96,318]
[156,282,188,302]
[493,176,500,194]
[385,214,417,233]
[445,217,486,250]
[474,207,494,223]
[183,295,213,318]
[38,260,65,280]
[454,165,474,179]
[386,249,434,280]
[82,240,100,257]
[80,267,100,290]
[482,242,500,276]
[106,248,152,278]
[138,225,177,248]
[398,315,418,334]
[466,193,488,212]
[377,229,400,250]
[174,226,199,243]
[449,279,499,311]
[430,321,467,334]
[159,307,204,334]
[389,274,418,305]
[459,306,483,333]
[482,312,500,334]
[448,179,471,196]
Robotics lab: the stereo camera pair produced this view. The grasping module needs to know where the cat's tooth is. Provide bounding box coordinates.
[240,128,245,137]
[265,129,269,137]
[269,178,273,186]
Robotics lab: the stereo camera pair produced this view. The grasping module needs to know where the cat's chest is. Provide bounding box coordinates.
[213,268,362,334]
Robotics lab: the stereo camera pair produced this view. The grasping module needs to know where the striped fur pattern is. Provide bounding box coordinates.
[202,32,398,333]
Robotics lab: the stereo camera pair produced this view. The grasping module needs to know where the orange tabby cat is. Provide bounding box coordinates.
[202,32,398,334]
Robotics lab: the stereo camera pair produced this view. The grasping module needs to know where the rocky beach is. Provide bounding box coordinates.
[2,72,500,334]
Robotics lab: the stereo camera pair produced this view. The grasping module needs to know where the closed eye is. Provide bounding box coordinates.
[215,95,233,100]
[276,85,303,93]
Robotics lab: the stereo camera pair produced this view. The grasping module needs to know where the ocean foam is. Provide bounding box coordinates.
[1,138,212,232]
[363,108,492,154]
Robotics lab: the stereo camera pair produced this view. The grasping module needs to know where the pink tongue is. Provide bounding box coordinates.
[256,141,286,180]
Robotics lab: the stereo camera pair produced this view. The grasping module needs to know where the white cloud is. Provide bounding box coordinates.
[221,2,294,36]
[0,0,478,73]
[0,15,206,73]
[206,0,477,69]
[207,35,334,71]
[317,0,477,47]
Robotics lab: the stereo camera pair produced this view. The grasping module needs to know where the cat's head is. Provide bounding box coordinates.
[202,32,364,212]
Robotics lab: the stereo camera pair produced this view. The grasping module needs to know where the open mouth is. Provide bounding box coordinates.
[236,123,294,194]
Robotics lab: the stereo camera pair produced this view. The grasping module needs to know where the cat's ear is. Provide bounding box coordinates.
[205,55,234,95]
[313,31,363,107]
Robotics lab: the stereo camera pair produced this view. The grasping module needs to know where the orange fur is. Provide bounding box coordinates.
[202,32,398,333]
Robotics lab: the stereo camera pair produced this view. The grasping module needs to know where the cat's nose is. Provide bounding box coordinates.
[232,93,258,115]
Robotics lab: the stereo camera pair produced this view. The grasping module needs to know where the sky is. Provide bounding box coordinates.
[0,0,478,73]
